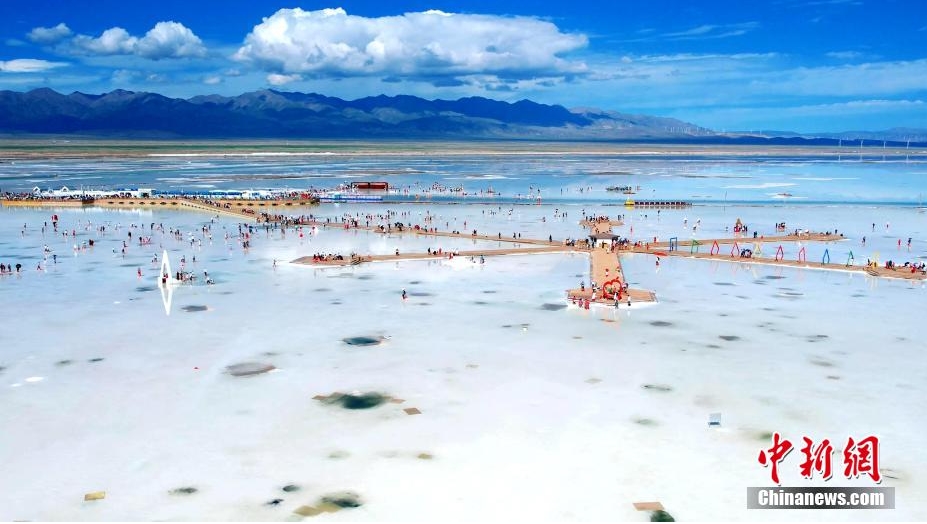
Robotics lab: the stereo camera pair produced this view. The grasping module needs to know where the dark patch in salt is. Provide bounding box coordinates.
[408,280,422,284]
[827,375,841,380]
[136,285,157,292]
[764,275,786,280]
[88,358,104,363]
[634,418,658,426]
[170,487,198,495]
[735,295,749,299]
[357,275,374,280]
[642,384,673,392]
[705,344,722,349]
[540,303,567,311]
[417,302,431,306]
[650,321,673,327]
[119,263,139,267]
[56,360,73,366]
[226,362,275,376]
[328,450,350,459]
[714,282,735,286]
[482,290,497,294]
[330,300,343,305]
[408,291,433,296]
[321,492,362,508]
[343,336,383,346]
[218,291,234,295]
[332,392,388,410]
[809,358,835,367]
[719,335,740,341]
[266,498,283,506]
[181,305,208,312]
[282,484,300,493]
[313,288,332,292]
[263,351,279,357]
[472,301,489,305]
[762,307,777,312]
[501,324,512,328]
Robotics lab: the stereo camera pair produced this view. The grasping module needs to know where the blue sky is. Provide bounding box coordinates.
[1,0,925,132]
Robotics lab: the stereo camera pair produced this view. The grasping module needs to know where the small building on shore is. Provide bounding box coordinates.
[589,232,624,249]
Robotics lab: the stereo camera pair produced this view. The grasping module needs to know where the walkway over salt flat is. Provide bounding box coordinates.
[649,232,840,248]
[1,196,325,222]
[629,246,926,281]
[303,220,563,246]
[295,215,924,311]
[292,246,574,266]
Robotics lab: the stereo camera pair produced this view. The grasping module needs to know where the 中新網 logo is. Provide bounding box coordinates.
[757,433,880,484]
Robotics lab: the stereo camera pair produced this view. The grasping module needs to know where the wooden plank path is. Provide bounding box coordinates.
[1,197,262,221]
[566,247,656,304]
[629,248,926,281]
[302,220,563,246]
[292,246,574,266]
[650,232,842,249]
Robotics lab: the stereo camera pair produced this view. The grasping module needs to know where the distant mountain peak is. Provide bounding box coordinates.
[1,87,714,140]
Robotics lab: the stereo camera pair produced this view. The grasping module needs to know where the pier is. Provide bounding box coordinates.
[0,196,320,222]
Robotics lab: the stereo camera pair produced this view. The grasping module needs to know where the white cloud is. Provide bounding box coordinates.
[27,23,72,44]
[266,73,301,86]
[136,22,207,59]
[234,8,587,84]
[0,58,68,73]
[203,75,222,85]
[621,22,759,43]
[676,99,926,132]
[825,51,863,60]
[68,21,206,60]
[110,69,140,84]
[662,24,717,38]
[72,27,137,55]
[754,59,927,97]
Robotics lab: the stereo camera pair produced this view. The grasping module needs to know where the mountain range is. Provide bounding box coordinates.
[0,88,924,145]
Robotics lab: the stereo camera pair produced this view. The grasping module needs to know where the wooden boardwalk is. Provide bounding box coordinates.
[1,197,262,221]
[649,232,842,249]
[302,220,563,246]
[630,248,926,281]
[292,246,573,266]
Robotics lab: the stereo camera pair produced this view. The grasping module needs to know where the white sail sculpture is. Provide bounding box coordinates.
[157,250,179,315]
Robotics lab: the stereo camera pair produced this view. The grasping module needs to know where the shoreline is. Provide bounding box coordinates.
[2,139,926,160]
